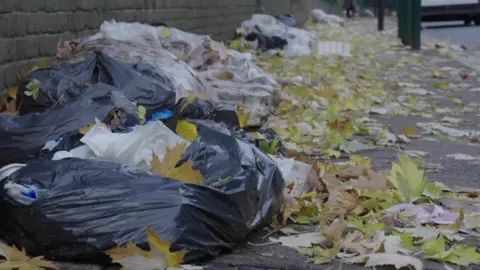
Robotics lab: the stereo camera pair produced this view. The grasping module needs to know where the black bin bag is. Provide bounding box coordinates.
[0,83,139,167]
[0,120,284,265]
[17,52,175,117]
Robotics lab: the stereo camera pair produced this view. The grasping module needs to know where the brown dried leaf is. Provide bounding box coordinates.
[0,245,58,269]
[282,192,301,223]
[323,217,347,244]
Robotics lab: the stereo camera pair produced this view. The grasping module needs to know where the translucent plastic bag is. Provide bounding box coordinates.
[239,14,317,57]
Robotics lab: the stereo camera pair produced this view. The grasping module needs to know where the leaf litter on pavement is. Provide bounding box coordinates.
[256,18,480,269]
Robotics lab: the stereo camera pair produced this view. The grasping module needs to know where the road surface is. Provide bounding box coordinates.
[423,21,480,49]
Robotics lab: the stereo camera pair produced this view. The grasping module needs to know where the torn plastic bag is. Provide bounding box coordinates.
[0,83,139,166]
[172,98,240,129]
[73,21,276,120]
[309,9,345,27]
[244,32,288,51]
[0,120,284,264]
[53,120,186,171]
[96,20,219,70]
[238,14,317,57]
[18,53,175,116]
[66,23,216,101]
[198,49,280,123]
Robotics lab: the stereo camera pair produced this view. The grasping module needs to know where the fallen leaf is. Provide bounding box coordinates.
[422,235,480,266]
[25,79,41,100]
[297,244,342,264]
[269,232,326,248]
[445,153,478,161]
[137,105,147,125]
[282,192,301,223]
[424,182,443,198]
[160,27,173,38]
[339,140,371,153]
[106,226,185,269]
[435,81,449,90]
[364,253,423,270]
[388,154,426,202]
[324,149,341,158]
[0,244,58,269]
[176,120,198,141]
[402,125,421,139]
[236,105,250,128]
[8,86,18,98]
[151,142,203,184]
[323,217,347,244]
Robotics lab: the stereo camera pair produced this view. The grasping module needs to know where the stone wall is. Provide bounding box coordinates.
[0,0,329,90]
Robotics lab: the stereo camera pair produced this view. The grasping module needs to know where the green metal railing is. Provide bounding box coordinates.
[396,0,421,50]
[314,0,422,50]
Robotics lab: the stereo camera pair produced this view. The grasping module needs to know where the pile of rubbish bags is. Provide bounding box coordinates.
[0,9,339,265]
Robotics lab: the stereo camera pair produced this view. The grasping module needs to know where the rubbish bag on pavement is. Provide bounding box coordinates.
[0,120,284,264]
[67,21,278,122]
[18,53,175,116]
[0,83,139,166]
[238,14,317,57]
[68,21,216,102]
[309,9,345,27]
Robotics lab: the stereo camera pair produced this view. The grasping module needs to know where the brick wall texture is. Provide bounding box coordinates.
[0,0,328,90]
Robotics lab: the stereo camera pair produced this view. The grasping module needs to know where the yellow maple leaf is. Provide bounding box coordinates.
[105,226,185,269]
[176,120,198,141]
[8,86,18,98]
[0,245,58,269]
[160,27,173,38]
[236,105,250,128]
[151,142,203,184]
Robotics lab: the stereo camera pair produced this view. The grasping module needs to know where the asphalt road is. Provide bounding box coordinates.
[422,21,480,50]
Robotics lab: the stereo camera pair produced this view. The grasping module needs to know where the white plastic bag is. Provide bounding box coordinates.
[73,21,217,102]
[53,120,186,171]
[310,9,345,27]
[239,14,317,57]
[269,156,313,197]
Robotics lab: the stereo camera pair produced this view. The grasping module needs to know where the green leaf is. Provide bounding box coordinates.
[444,245,480,266]
[422,235,480,266]
[324,149,341,159]
[25,79,41,100]
[137,105,147,125]
[424,183,443,198]
[160,27,172,38]
[388,154,427,202]
[422,235,445,256]
[294,215,311,224]
[260,139,280,155]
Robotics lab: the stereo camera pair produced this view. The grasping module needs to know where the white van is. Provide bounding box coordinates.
[422,0,480,25]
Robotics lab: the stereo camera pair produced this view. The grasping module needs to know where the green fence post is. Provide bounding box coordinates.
[397,0,404,40]
[404,0,412,46]
[411,0,421,50]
